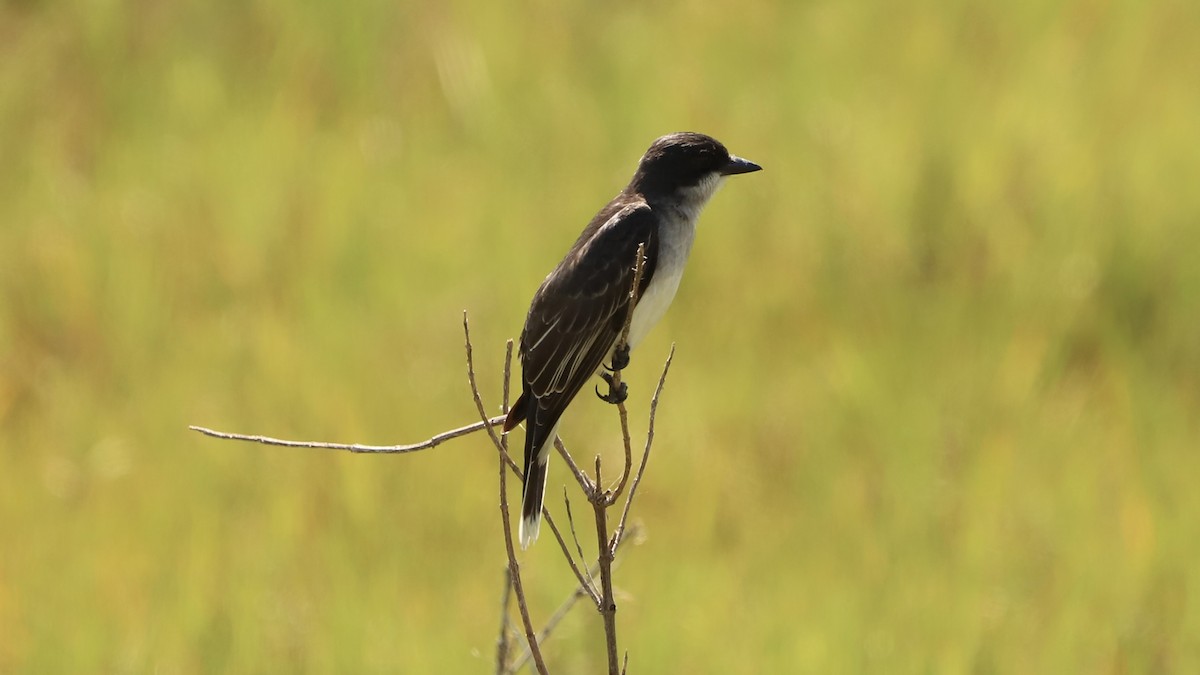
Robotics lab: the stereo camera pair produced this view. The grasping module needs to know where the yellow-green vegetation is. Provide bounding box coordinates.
[2,0,1198,671]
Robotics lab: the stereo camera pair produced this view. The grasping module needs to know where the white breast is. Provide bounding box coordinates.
[627,223,690,347]
[626,174,725,348]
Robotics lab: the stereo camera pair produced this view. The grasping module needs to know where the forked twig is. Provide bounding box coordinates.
[614,344,674,548]
[506,523,643,673]
[191,293,677,675]
[464,318,549,675]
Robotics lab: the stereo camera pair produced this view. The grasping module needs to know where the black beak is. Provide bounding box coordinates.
[720,155,763,176]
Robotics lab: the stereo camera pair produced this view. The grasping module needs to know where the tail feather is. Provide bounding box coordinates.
[519,454,548,549]
[503,392,528,432]
[512,388,558,549]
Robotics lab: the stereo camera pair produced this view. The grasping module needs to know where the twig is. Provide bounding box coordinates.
[543,502,601,607]
[563,489,597,601]
[495,566,513,675]
[580,243,650,675]
[495,345,516,675]
[521,242,661,675]
[471,345,597,608]
[190,302,678,675]
[188,417,507,453]
[607,403,634,505]
[614,343,674,548]
[606,242,646,502]
[507,523,642,673]
[463,315,509,456]
[591,456,620,675]
[189,323,594,610]
[502,339,513,418]
[463,313,548,675]
[554,437,593,494]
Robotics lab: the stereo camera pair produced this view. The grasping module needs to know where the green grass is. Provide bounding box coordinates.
[2,0,1199,671]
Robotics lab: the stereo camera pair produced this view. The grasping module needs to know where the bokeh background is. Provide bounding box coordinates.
[2,0,1198,672]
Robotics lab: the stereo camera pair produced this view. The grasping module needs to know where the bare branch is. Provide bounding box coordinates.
[607,402,634,505]
[606,242,646,502]
[502,339,513,416]
[464,312,548,675]
[187,416,507,453]
[508,524,643,673]
[614,344,675,549]
[495,344,515,675]
[591,461,621,675]
[593,455,603,497]
[541,511,599,609]
[463,315,508,454]
[617,242,647,359]
[554,437,593,494]
[489,392,597,605]
[534,243,650,675]
[563,488,598,602]
[191,307,678,675]
[498,347,595,604]
[495,566,514,675]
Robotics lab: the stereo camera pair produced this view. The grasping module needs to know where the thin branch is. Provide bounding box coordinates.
[542,502,601,607]
[502,340,513,417]
[492,336,598,646]
[593,455,603,497]
[606,242,646,502]
[607,402,634,505]
[495,344,515,675]
[464,312,548,675]
[591,455,621,675]
[581,243,649,675]
[191,306,676,675]
[464,316,509,457]
[563,488,598,602]
[525,243,652,675]
[499,356,596,605]
[188,416,507,453]
[472,403,595,602]
[554,437,593,494]
[495,566,514,675]
[614,344,674,549]
[508,523,642,674]
[487,444,593,599]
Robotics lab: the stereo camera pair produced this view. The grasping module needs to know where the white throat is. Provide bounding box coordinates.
[673,172,726,224]
[626,172,725,347]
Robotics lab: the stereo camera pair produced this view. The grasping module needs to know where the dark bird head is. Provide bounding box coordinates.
[629,132,762,202]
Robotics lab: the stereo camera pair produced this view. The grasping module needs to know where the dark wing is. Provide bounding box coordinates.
[515,202,658,445]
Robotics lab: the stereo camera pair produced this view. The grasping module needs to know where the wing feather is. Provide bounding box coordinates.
[517,202,660,448]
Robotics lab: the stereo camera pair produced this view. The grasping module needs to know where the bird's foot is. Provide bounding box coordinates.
[594,371,629,405]
[604,343,631,372]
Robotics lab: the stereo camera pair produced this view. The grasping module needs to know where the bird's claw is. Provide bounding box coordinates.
[604,343,631,372]
[594,372,629,404]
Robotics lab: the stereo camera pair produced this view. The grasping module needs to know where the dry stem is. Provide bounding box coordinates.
[191,254,672,675]
[189,418,507,453]
[464,320,548,675]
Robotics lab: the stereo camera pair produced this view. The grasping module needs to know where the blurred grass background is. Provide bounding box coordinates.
[2,0,1199,671]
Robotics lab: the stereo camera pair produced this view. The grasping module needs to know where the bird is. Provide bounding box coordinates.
[502,132,762,548]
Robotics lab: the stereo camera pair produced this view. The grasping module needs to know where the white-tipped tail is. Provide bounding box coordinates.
[519,511,542,550]
[518,449,551,549]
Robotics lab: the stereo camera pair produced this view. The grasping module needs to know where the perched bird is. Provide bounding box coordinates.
[502,132,762,547]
